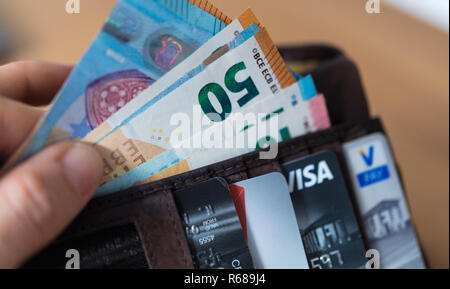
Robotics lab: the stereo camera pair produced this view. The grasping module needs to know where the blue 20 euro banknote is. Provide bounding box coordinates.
[9,0,226,166]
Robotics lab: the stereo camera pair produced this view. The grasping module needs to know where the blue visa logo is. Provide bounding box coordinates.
[357,145,390,187]
[359,146,374,167]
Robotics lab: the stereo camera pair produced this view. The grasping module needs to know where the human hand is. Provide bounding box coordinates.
[0,61,103,268]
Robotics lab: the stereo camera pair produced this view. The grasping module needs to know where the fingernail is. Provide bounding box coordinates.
[61,143,103,198]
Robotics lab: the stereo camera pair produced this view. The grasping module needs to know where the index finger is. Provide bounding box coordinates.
[0,61,73,106]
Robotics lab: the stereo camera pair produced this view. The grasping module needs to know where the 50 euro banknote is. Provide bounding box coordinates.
[3,0,229,170]
[84,9,262,144]
[86,27,299,189]
[97,76,331,195]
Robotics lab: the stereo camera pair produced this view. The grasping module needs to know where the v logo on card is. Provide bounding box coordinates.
[359,146,374,167]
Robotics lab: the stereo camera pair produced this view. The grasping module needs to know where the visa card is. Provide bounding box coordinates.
[173,177,254,269]
[282,151,367,269]
[343,133,426,269]
[230,173,309,269]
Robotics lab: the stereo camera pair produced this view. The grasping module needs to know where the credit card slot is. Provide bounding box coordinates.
[24,223,148,269]
[24,189,193,269]
[134,189,194,269]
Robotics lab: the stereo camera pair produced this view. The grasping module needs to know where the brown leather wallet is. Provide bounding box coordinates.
[23,45,410,269]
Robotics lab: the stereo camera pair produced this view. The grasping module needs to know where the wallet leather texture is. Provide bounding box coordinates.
[24,44,403,269]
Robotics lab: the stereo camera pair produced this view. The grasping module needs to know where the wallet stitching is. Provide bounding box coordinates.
[164,190,191,267]
[140,214,157,268]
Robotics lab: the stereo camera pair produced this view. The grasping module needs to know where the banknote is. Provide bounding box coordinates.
[84,9,261,144]
[171,79,330,167]
[155,76,329,169]
[89,27,297,190]
[3,0,229,169]
[96,75,330,195]
[186,0,233,25]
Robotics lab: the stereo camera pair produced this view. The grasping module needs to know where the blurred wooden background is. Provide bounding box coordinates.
[0,0,448,268]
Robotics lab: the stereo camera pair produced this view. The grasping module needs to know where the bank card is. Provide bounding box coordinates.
[342,133,426,269]
[281,151,367,269]
[230,173,309,269]
[174,177,254,269]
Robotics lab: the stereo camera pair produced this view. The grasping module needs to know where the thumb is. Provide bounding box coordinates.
[0,142,103,268]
